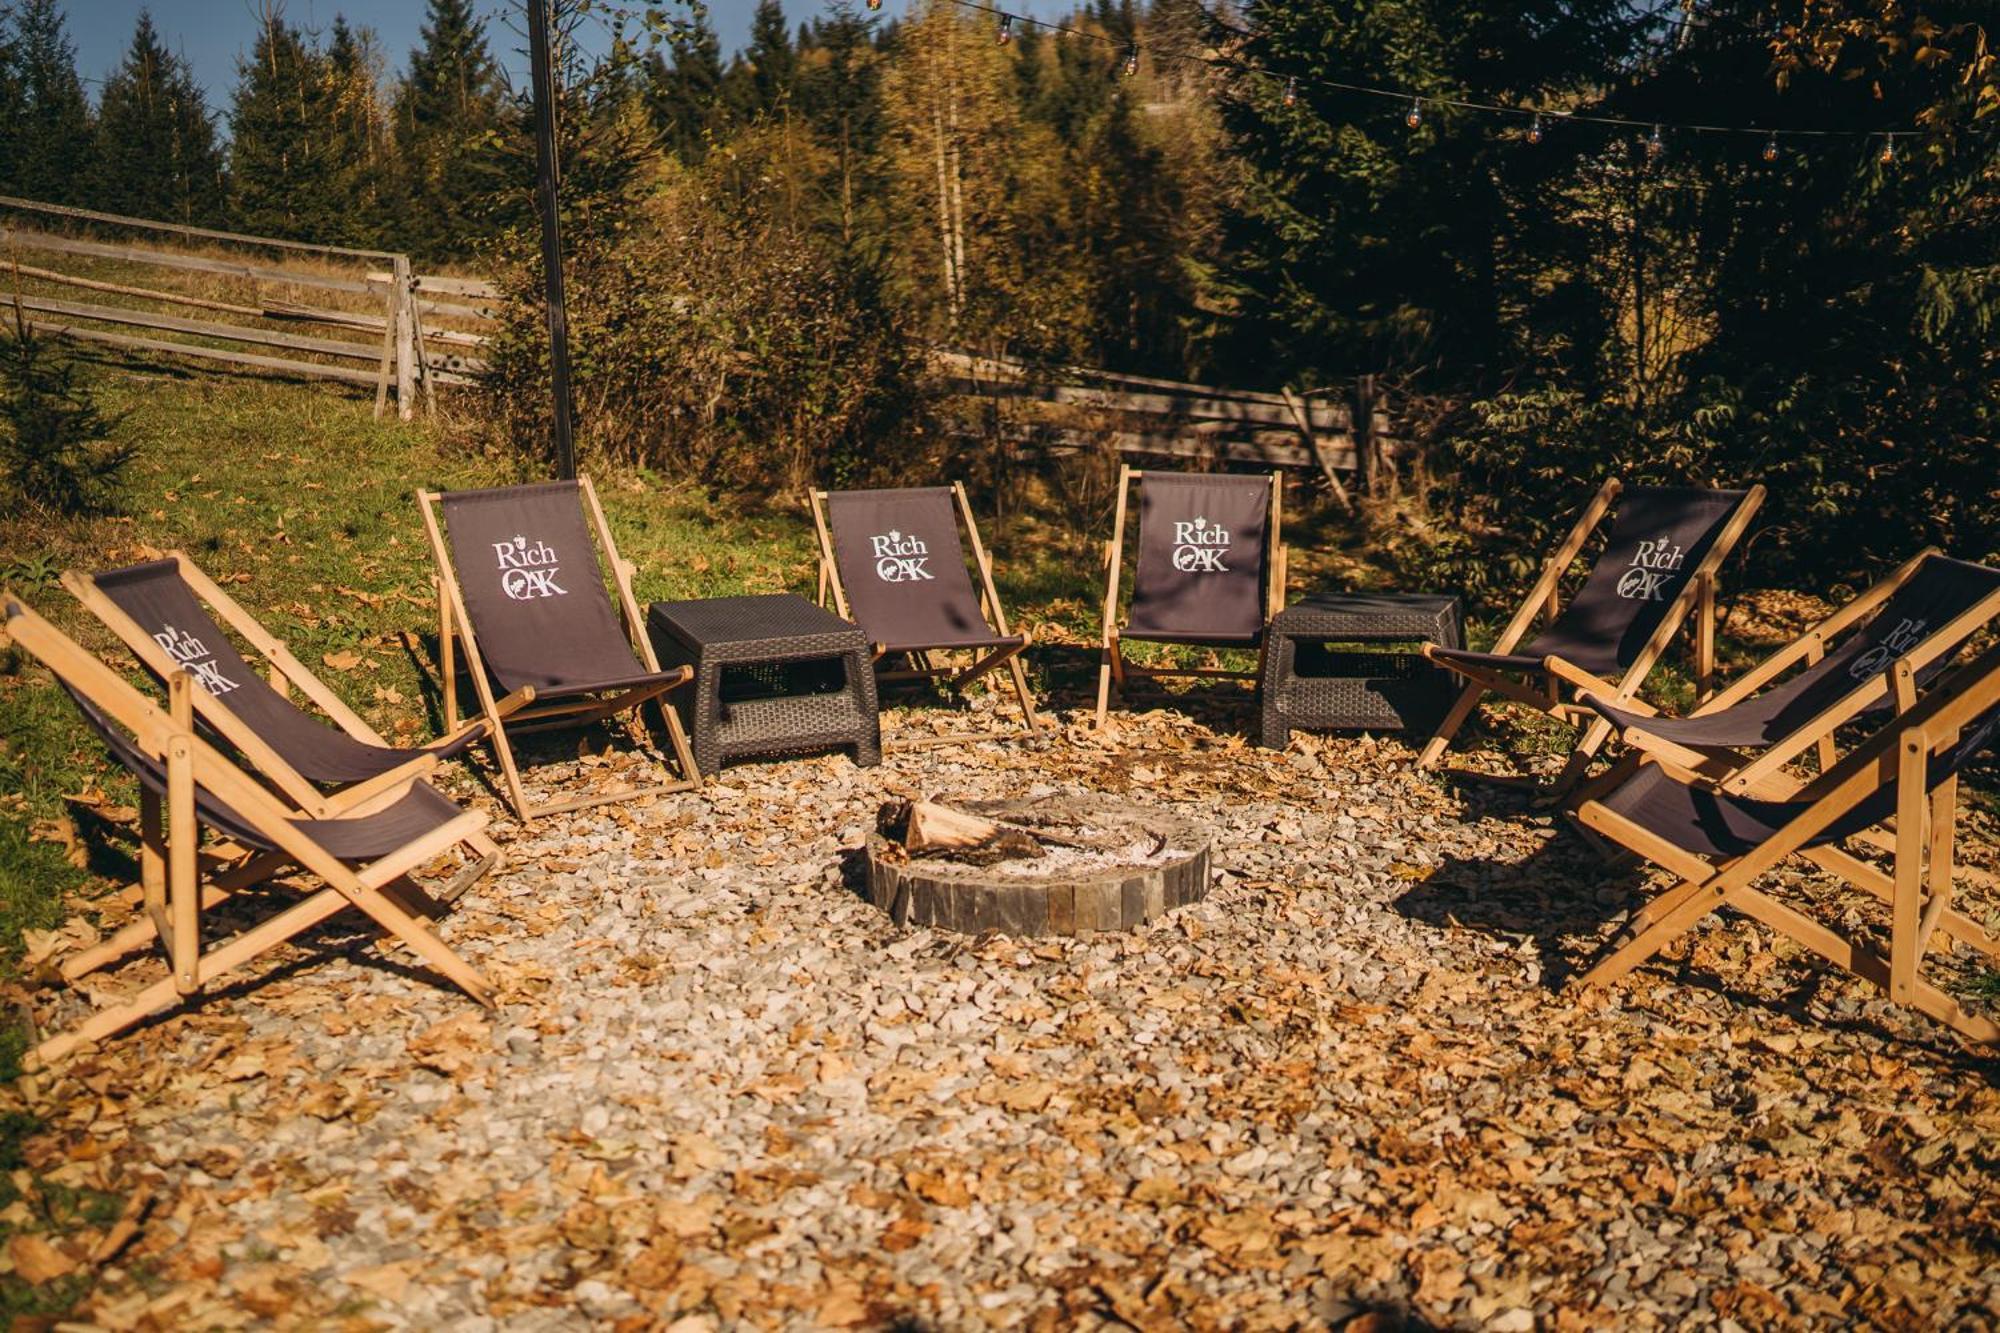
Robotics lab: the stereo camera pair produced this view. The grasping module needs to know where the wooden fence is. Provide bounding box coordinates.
[0,196,497,420]
[934,351,1397,495]
[0,196,1396,480]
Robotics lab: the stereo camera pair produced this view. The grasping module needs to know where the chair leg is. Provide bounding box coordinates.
[1094,652,1115,728]
[1006,656,1041,737]
[1576,873,1728,991]
[1417,681,1485,769]
[1552,715,1617,796]
[654,693,701,786]
[486,721,535,823]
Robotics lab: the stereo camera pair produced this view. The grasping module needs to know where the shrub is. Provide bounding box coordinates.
[0,305,134,516]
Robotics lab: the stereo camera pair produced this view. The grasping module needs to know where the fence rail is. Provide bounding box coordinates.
[934,350,1396,491]
[0,196,496,419]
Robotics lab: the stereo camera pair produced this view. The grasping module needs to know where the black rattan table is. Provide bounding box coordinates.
[1258,593,1462,749]
[646,594,881,776]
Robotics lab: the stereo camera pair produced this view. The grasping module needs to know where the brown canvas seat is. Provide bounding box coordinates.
[1418,480,1764,790]
[419,478,700,820]
[1096,467,1287,725]
[810,484,1037,743]
[3,595,495,1067]
[1570,640,2000,1044]
[1575,551,2000,793]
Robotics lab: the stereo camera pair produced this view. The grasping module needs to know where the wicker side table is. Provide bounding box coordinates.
[1258,593,1463,750]
[646,594,881,776]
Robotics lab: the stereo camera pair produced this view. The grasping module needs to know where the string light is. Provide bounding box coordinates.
[997,14,1012,44]
[932,0,1921,158]
[866,0,881,10]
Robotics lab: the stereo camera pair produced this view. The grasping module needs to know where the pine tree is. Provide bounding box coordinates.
[321,16,392,245]
[91,12,227,224]
[742,0,797,115]
[645,14,727,164]
[11,0,93,204]
[391,0,503,262]
[228,11,326,239]
[0,16,25,192]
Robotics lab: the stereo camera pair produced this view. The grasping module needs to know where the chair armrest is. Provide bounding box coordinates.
[1542,655,1627,701]
[494,685,537,719]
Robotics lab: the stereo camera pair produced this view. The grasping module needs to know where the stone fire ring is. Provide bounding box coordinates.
[864,795,1213,937]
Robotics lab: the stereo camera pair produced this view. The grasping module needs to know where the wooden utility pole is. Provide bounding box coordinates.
[528,0,577,480]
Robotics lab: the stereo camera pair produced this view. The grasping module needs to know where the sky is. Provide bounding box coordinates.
[59,0,1071,108]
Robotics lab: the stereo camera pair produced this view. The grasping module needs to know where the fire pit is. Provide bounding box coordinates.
[865,794,1212,936]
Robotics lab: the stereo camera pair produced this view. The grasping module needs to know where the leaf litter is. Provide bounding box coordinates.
[5,700,1999,1329]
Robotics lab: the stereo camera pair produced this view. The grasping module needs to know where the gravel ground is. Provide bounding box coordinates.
[13,696,2000,1330]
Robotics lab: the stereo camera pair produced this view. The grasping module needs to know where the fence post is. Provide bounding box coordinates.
[393,255,417,421]
[1354,374,1379,498]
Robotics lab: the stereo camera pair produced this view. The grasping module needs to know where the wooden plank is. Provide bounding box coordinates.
[423,350,489,375]
[28,321,385,387]
[0,227,378,294]
[952,421,1339,470]
[415,296,501,323]
[10,294,380,360]
[1282,385,1354,512]
[938,373,1349,431]
[3,261,266,317]
[412,274,501,300]
[934,348,1304,405]
[0,193,398,260]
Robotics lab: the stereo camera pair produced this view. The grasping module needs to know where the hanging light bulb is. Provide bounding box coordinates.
[1762,132,1779,163]
[1404,98,1423,129]
[866,0,881,10]
[1122,43,1139,77]
[1525,113,1544,145]
[1282,76,1297,109]
[996,14,1012,44]
[1878,133,1897,164]
[1646,123,1665,159]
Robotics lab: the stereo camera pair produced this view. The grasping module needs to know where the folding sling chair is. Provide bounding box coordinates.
[1,595,495,1068]
[1573,550,2000,802]
[1095,466,1287,726]
[418,478,700,821]
[1416,480,1764,791]
[65,552,515,897]
[1570,641,2000,1045]
[810,483,1039,745]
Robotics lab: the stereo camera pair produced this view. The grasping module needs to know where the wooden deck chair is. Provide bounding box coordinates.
[810,483,1039,745]
[1095,466,1287,726]
[1,594,495,1068]
[64,553,518,898]
[1416,480,1764,791]
[1572,550,2000,802]
[1569,639,2000,1045]
[418,478,699,821]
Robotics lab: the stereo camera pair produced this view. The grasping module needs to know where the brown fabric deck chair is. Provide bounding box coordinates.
[63,554,511,892]
[1569,640,2000,1045]
[1573,550,2000,801]
[1095,466,1287,725]
[1,595,495,1068]
[418,478,699,820]
[1417,480,1764,790]
[809,483,1038,744]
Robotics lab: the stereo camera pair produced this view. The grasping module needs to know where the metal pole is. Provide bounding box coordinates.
[527,0,576,479]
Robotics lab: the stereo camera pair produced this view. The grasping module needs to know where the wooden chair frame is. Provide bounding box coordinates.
[809,481,1040,747]
[418,476,700,821]
[1571,646,2000,1045]
[62,551,511,899]
[1094,465,1289,726]
[1417,479,1766,792]
[1567,547,2000,808]
[1,594,495,1068]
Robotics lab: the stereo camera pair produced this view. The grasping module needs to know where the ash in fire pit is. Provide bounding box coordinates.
[866,795,1212,936]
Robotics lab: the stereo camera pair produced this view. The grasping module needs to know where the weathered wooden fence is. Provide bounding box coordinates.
[934,350,1397,493]
[0,196,497,420]
[1,196,1397,481]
